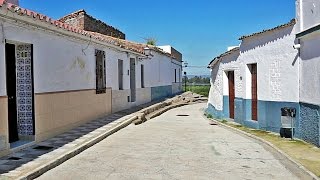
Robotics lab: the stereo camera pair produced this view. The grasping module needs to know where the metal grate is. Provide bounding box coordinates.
[176,114,190,117]
[8,157,22,160]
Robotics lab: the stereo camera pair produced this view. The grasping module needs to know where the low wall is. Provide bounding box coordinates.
[112,90,131,113]
[35,89,112,142]
[151,85,172,101]
[172,82,182,95]
[0,97,9,153]
[208,97,304,141]
[136,88,151,106]
[299,102,320,147]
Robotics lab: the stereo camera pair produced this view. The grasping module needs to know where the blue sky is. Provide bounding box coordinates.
[21,0,295,75]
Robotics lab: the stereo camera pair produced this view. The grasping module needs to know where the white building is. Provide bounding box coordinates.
[208,0,320,147]
[0,0,182,155]
[207,20,301,139]
[295,0,320,146]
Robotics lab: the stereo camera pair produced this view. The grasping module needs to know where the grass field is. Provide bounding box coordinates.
[183,85,210,97]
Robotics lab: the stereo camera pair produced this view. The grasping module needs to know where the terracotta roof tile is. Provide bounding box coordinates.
[0,1,144,54]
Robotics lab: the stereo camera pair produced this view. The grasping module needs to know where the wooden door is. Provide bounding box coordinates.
[130,58,136,102]
[141,64,144,88]
[251,64,258,121]
[118,60,123,90]
[228,71,235,119]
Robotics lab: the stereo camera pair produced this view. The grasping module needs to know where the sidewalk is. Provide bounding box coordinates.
[0,105,148,179]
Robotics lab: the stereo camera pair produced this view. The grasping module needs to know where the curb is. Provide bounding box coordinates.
[207,118,319,180]
[148,103,188,120]
[19,115,138,180]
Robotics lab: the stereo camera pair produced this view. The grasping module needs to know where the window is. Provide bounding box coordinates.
[118,59,123,90]
[141,64,145,88]
[95,50,106,94]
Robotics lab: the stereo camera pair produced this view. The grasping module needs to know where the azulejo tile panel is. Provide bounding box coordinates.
[16,44,33,136]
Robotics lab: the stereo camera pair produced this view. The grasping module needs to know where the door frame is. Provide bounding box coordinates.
[5,43,19,143]
[5,40,36,143]
[227,71,235,119]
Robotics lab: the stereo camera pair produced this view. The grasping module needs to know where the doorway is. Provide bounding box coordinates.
[5,43,35,146]
[130,58,136,102]
[228,71,235,119]
[118,59,123,90]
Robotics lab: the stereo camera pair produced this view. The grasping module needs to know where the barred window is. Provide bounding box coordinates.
[95,50,106,94]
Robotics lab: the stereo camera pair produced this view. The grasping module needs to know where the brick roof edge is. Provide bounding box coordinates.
[208,47,240,68]
[239,19,296,40]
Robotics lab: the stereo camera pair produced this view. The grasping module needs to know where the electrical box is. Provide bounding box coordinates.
[280,107,296,138]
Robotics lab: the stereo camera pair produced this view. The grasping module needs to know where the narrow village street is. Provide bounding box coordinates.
[36,103,301,180]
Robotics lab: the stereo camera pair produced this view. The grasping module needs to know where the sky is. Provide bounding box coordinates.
[20,0,295,75]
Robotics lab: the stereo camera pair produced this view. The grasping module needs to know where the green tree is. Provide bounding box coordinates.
[145,37,157,46]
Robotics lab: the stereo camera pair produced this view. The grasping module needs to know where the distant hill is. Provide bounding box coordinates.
[186,75,210,79]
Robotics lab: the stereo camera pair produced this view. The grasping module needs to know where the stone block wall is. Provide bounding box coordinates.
[59,10,125,39]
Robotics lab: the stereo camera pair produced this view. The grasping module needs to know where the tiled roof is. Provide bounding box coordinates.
[208,47,240,68]
[85,31,176,59]
[0,1,144,55]
[85,31,146,54]
[239,19,296,40]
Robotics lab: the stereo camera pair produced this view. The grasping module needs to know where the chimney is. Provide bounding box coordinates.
[6,0,19,5]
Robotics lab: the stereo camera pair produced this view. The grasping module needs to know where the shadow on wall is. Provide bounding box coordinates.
[300,35,320,60]
[241,26,294,53]
[211,63,220,83]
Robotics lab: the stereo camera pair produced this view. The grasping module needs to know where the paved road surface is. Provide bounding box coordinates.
[37,103,300,180]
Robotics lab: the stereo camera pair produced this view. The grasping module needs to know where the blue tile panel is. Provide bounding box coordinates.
[299,102,320,147]
[16,44,34,136]
[151,85,173,101]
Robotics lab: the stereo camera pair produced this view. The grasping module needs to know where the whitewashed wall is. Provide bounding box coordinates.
[208,50,240,110]
[144,52,173,87]
[106,49,133,90]
[300,35,320,104]
[0,19,180,97]
[4,22,95,93]
[209,25,299,108]
[158,45,172,54]
[297,0,320,32]
[171,61,182,83]
[0,20,146,94]
[238,26,299,103]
